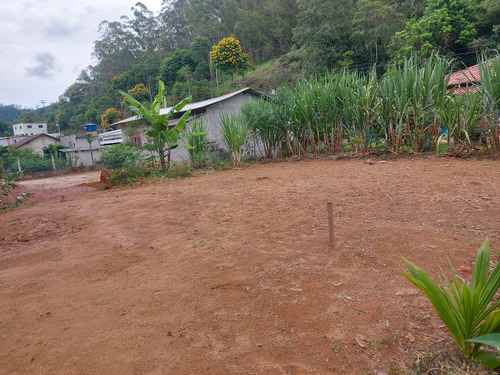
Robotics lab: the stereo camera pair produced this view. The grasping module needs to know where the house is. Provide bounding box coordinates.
[12,122,48,136]
[113,87,266,162]
[446,60,492,95]
[0,135,27,147]
[59,146,101,167]
[60,132,108,167]
[13,133,60,154]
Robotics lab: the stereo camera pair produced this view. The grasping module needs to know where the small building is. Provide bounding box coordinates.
[12,122,48,136]
[113,87,265,162]
[59,146,102,167]
[60,132,104,167]
[0,135,27,147]
[13,133,60,154]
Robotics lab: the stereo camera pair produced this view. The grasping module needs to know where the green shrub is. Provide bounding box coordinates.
[400,238,500,369]
[101,144,148,185]
[101,144,143,170]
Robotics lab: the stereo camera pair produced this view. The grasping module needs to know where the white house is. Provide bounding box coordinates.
[12,122,48,136]
[113,87,266,162]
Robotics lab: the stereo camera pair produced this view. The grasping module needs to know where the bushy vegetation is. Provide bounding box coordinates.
[0,146,71,174]
[100,142,195,185]
[100,143,149,185]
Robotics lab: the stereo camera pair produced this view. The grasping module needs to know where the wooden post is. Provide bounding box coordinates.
[51,154,56,170]
[16,157,22,173]
[327,201,334,246]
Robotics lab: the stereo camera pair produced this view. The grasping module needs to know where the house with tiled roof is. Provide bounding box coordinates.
[446,59,495,95]
[13,133,60,154]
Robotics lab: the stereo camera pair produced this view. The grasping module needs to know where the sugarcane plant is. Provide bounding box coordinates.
[400,238,500,369]
[187,117,208,168]
[219,110,249,167]
[478,54,500,150]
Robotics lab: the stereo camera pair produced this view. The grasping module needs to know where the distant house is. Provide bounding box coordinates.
[60,132,107,167]
[12,122,48,136]
[113,87,266,162]
[0,135,27,147]
[13,133,60,154]
[446,60,491,95]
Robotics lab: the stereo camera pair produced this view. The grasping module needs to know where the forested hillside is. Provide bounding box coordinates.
[6,0,500,134]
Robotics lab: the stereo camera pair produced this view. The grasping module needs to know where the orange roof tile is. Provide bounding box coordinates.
[447,63,481,87]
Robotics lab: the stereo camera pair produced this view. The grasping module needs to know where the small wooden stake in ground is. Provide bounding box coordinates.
[327,201,334,246]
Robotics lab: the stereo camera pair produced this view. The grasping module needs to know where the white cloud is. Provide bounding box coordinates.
[26,52,59,79]
[0,0,162,108]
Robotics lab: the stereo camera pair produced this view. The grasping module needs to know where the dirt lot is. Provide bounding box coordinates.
[1,158,499,375]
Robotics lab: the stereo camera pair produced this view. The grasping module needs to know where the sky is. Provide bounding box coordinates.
[0,0,162,109]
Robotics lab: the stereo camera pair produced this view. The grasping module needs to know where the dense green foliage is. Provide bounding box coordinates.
[0,147,70,174]
[240,54,500,157]
[400,238,500,369]
[100,143,149,185]
[4,0,499,137]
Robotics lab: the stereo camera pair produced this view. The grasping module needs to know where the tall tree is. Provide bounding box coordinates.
[391,0,478,60]
[293,0,355,74]
[353,0,402,66]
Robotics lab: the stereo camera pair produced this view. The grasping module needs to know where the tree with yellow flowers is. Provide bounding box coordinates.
[210,37,249,81]
[100,107,122,129]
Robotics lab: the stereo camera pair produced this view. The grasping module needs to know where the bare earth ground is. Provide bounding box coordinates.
[1,158,499,375]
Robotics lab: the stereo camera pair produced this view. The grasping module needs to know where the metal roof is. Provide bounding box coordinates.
[113,87,263,126]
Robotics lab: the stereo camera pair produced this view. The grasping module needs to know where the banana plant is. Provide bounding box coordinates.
[120,80,205,173]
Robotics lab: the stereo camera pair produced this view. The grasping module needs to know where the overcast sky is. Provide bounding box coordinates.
[0,0,162,109]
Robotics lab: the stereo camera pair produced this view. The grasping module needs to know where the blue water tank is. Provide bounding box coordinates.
[84,123,98,133]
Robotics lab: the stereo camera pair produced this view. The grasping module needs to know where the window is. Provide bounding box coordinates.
[27,125,32,128]
[38,125,43,128]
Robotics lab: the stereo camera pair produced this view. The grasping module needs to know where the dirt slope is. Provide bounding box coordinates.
[1,158,499,374]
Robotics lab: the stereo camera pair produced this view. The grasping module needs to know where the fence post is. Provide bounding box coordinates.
[51,154,56,170]
[16,157,22,173]
[327,201,334,246]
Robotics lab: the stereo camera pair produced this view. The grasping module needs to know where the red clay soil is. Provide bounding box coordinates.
[1,158,499,375]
